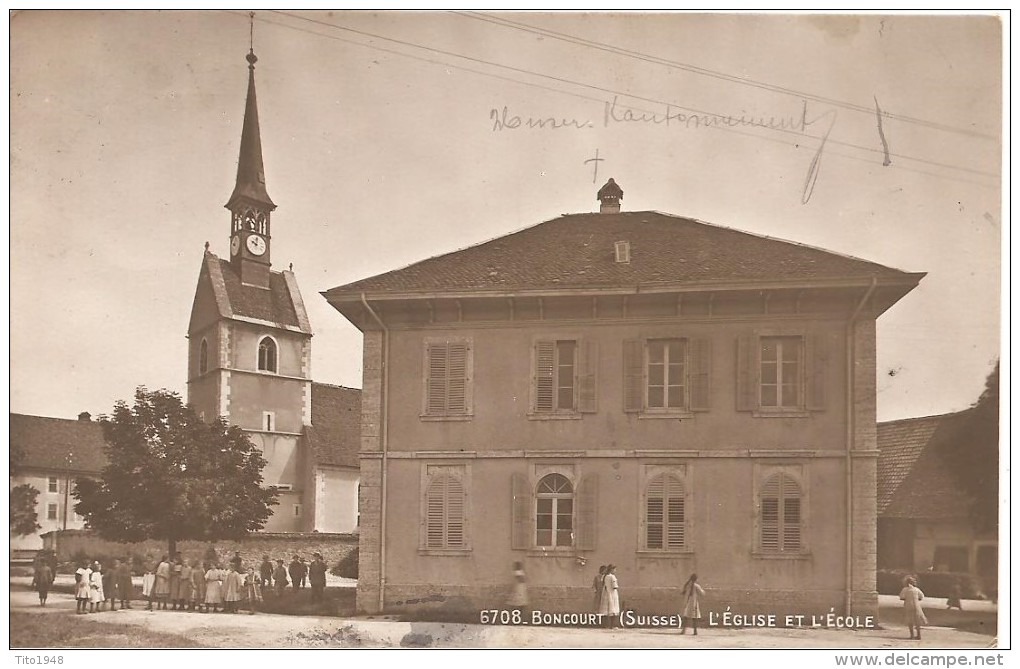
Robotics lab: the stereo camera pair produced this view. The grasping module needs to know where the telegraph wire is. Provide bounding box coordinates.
[246,11,998,189]
[452,10,999,143]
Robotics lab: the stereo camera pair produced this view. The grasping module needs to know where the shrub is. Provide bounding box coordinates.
[330,548,358,578]
[877,569,983,599]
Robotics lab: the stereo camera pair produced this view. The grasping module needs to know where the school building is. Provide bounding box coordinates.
[323,179,925,618]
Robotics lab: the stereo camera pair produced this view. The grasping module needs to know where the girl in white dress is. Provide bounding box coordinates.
[88,562,105,613]
[74,561,91,614]
[601,564,621,628]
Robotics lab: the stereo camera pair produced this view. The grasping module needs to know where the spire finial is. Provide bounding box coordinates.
[247,12,258,68]
[204,241,210,251]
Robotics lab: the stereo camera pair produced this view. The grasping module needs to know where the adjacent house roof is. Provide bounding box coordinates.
[305,383,361,469]
[191,252,312,334]
[877,411,974,519]
[10,414,109,474]
[324,211,923,298]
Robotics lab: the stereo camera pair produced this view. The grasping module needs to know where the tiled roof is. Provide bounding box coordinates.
[217,258,300,327]
[10,414,109,474]
[305,383,361,469]
[326,211,919,296]
[877,411,974,519]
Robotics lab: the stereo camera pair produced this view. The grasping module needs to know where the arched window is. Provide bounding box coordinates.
[257,336,277,373]
[645,473,685,550]
[199,338,209,375]
[425,472,465,549]
[760,473,802,552]
[536,473,573,547]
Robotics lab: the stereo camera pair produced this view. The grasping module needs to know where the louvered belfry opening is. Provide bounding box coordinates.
[760,473,802,552]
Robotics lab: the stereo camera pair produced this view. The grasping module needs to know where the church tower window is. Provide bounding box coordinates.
[199,338,209,375]
[258,336,278,373]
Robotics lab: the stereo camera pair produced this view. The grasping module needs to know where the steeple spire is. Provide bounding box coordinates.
[226,16,276,289]
[226,41,275,211]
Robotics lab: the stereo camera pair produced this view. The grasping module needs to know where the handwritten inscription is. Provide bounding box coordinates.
[489,97,841,204]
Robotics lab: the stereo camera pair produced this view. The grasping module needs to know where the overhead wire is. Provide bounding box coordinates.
[242,11,998,189]
[452,10,999,142]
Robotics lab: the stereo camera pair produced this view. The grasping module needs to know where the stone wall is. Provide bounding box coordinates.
[42,530,357,571]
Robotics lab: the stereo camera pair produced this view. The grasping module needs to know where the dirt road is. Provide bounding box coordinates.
[9,587,997,649]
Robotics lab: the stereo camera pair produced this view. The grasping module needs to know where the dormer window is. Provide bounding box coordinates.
[258,336,278,373]
[614,240,630,263]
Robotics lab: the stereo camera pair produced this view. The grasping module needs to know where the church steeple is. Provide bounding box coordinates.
[226,44,276,289]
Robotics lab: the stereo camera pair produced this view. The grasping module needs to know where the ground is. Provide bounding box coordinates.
[10,577,998,649]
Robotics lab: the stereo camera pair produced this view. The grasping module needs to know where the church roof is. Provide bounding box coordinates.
[226,50,274,211]
[191,252,312,334]
[10,413,109,474]
[877,411,974,519]
[306,383,361,469]
[324,211,924,299]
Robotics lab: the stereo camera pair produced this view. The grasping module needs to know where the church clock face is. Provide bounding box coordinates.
[230,235,241,256]
[246,234,267,256]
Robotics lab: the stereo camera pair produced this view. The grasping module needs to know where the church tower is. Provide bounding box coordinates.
[227,48,276,289]
[186,44,315,532]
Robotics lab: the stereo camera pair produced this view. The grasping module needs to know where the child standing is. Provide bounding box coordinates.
[142,563,156,611]
[900,576,928,640]
[74,561,91,614]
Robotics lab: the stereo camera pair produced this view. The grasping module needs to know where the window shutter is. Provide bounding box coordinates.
[760,475,782,552]
[447,343,468,414]
[575,473,598,550]
[806,333,827,411]
[646,475,665,549]
[426,344,448,415]
[666,476,686,550]
[533,341,555,412]
[689,338,711,411]
[783,496,801,551]
[578,339,599,413]
[735,335,756,411]
[446,475,465,549]
[622,339,643,413]
[425,478,446,549]
[511,473,530,550]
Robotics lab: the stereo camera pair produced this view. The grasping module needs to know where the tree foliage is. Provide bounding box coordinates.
[959,361,999,532]
[74,387,278,554]
[10,484,41,537]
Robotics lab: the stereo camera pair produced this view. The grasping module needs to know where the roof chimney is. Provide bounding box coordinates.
[597,178,623,214]
[78,411,92,422]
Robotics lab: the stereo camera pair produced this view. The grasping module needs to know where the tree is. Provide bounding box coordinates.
[74,387,278,556]
[10,484,41,537]
[959,361,999,532]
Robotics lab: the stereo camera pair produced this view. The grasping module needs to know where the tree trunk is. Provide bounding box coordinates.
[168,537,177,558]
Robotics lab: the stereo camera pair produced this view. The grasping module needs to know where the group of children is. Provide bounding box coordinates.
[72,559,134,614]
[141,554,264,614]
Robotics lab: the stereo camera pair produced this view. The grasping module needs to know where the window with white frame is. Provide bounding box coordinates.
[644,471,686,550]
[422,465,468,550]
[47,503,58,520]
[534,340,577,413]
[624,337,710,413]
[535,473,574,547]
[423,340,472,417]
[258,336,278,373]
[47,476,59,493]
[262,411,275,432]
[760,472,802,553]
[760,336,802,409]
[646,339,687,410]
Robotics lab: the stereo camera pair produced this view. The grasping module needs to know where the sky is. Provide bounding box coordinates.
[10,10,1002,423]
